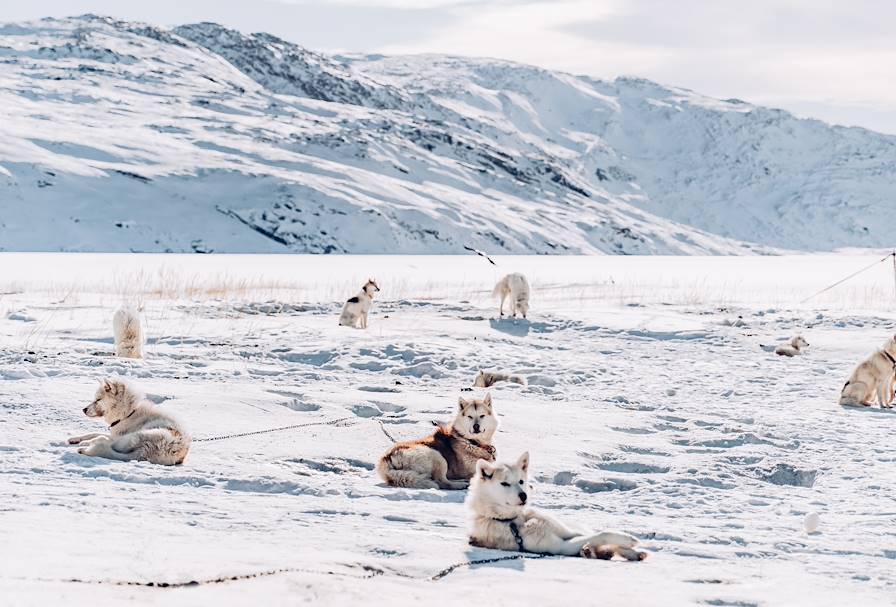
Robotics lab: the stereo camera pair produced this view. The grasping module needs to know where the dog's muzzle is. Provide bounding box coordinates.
[473,423,481,434]
[518,491,527,504]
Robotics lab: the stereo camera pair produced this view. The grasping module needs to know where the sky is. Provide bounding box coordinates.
[5,0,896,134]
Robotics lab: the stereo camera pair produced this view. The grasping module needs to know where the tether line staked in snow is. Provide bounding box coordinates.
[799,252,896,304]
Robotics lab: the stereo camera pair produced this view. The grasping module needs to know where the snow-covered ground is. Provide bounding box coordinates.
[2,253,896,606]
[3,15,896,255]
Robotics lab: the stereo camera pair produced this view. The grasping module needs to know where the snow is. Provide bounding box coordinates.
[2,253,896,605]
[3,15,896,255]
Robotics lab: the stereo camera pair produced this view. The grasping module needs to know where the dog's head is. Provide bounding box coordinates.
[363,279,380,296]
[792,335,809,350]
[85,378,139,423]
[473,370,486,388]
[515,298,529,318]
[453,392,498,441]
[467,452,532,517]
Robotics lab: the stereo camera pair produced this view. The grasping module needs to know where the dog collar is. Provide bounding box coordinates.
[492,517,525,551]
[109,410,135,428]
[883,350,896,367]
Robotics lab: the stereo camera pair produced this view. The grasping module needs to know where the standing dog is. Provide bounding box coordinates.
[474,370,527,388]
[67,378,191,465]
[467,452,645,560]
[339,279,380,329]
[492,273,529,319]
[839,335,896,408]
[113,306,144,358]
[775,335,809,357]
[377,393,498,489]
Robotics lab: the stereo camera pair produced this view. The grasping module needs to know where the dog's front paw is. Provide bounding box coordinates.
[77,446,92,455]
[68,437,82,445]
[581,544,614,560]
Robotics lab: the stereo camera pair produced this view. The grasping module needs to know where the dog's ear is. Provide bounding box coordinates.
[102,378,115,393]
[476,459,494,480]
[516,451,529,473]
[458,397,468,410]
[482,392,492,409]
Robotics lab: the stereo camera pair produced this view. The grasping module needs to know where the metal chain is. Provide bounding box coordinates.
[193,416,357,442]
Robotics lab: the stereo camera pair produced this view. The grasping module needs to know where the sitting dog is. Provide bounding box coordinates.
[492,273,529,319]
[113,306,144,358]
[339,279,380,329]
[473,370,527,388]
[839,335,896,408]
[467,452,645,560]
[68,378,191,465]
[377,393,497,489]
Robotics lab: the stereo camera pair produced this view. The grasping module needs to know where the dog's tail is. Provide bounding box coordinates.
[376,457,436,488]
[491,278,505,299]
[113,307,144,359]
[507,374,527,386]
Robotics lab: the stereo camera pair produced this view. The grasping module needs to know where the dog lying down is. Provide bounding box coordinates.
[775,335,809,357]
[67,378,191,465]
[466,452,646,560]
[473,370,527,388]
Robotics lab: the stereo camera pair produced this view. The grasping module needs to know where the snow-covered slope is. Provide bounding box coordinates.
[1,15,895,254]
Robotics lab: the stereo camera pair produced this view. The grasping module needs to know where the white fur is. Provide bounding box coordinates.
[339,279,380,329]
[775,335,809,357]
[839,335,896,408]
[492,273,530,319]
[113,307,144,358]
[466,452,644,559]
[67,378,191,465]
[473,370,527,388]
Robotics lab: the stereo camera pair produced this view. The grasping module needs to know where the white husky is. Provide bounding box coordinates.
[113,306,144,358]
[339,279,380,329]
[775,335,809,357]
[67,378,191,465]
[839,335,896,408]
[467,452,646,560]
[492,273,529,319]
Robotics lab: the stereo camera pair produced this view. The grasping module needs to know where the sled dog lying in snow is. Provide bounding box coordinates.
[473,370,527,388]
[775,335,809,357]
[113,306,144,358]
[68,378,191,465]
[839,335,896,408]
[467,452,646,560]
[339,279,380,329]
[493,273,529,319]
[377,393,497,489]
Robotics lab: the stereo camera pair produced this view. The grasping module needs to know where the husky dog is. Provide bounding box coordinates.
[339,279,380,329]
[377,393,498,489]
[474,370,527,388]
[467,452,645,560]
[775,335,809,357]
[67,378,191,465]
[839,335,896,408]
[492,273,529,319]
[113,306,144,358]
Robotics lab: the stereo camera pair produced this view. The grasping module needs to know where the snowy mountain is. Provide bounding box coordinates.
[1,15,894,254]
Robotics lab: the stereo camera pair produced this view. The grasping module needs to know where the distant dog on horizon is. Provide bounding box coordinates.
[377,393,498,489]
[113,306,144,358]
[68,378,191,465]
[493,273,529,319]
[839,335,896,408]
[339,279,380,329]
[775,335,809,357]
[466,452,646,560]
[474,370,527,388]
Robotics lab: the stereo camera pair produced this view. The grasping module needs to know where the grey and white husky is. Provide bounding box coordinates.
[339,279,380,329]
[473,370,527,388]
[466,452,646,560]
[67,378,191,465]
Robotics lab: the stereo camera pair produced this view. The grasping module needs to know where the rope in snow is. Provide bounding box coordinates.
[378,420,398,443]
[799,252,896,304]
[193,416,357,442]
[430,553,552,581]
